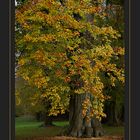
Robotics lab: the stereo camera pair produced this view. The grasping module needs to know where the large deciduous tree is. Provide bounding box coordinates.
[16,0,124,137]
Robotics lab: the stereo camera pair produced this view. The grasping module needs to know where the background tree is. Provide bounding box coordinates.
[101,0,125,126]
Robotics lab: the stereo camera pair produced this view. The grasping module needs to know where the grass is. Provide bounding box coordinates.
[16,116,68,139]
[16,116,124,139]
[103,124,124,136]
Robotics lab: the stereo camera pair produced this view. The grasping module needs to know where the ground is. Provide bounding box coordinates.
[16,116,124,140]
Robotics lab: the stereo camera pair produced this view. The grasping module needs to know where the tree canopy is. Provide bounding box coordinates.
[16,0,124,121]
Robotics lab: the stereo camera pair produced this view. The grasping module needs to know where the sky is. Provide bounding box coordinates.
[15,0,17,6]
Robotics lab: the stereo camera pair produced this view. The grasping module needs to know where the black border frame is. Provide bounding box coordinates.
[124,0,129,139]
[0,0,15,140]
[1,0,140,139]
[130,0,140,139]
[0,0,10,138]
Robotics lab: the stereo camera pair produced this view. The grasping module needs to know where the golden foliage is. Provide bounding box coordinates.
[16,0,125,120]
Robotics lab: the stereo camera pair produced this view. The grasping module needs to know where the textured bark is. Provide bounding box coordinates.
[68,94,104,137]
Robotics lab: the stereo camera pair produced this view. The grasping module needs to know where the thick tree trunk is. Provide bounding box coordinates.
[68,94,104,137]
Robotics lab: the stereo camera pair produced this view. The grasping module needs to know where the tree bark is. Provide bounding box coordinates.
[68,94,104,137]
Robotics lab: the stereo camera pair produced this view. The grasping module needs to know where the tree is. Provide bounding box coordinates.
[15,76,55,126]
[16,0,124,137]
[101,0,125,126]
[15,77,40,116]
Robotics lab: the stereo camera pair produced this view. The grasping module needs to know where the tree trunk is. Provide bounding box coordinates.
[104,101,123,126]
[44,115,53,126]
[68,94,104,137]
[39,112,53,127]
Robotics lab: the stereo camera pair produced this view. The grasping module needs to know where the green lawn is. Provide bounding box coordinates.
[103,124,124,136]
[16,116,124,139]
[16,116,69,139]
